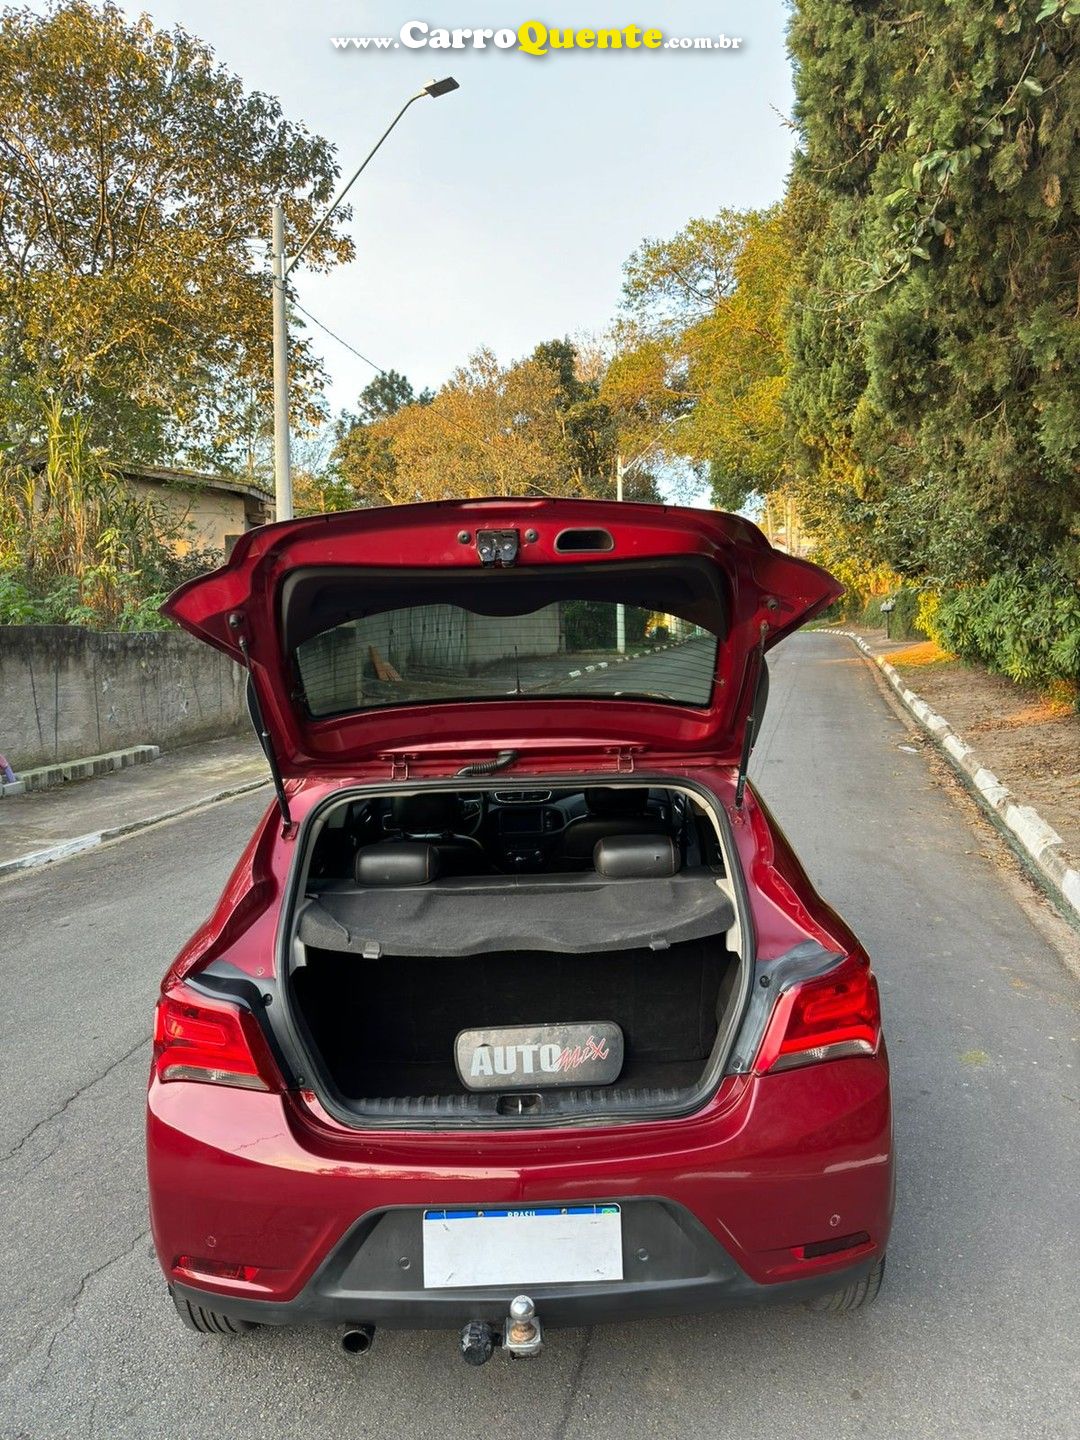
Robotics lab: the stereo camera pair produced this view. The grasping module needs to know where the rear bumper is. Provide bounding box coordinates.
[148,1056,893,1323]
[170,1198,878,1330]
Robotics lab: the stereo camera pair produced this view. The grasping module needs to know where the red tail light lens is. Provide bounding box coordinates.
[754,955,881,1075]
[153,985,279,1091]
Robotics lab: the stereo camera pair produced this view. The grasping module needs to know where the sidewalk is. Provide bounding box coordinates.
[0,734,270,876]
[835,628,1080,928]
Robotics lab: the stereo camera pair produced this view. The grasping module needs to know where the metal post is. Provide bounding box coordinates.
[271,201,292,522]
[615,454,626,654]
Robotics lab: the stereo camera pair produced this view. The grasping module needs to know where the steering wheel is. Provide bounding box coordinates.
[457,793,486,837]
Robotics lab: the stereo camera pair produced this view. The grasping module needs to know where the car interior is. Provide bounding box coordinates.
[305,784,724,883]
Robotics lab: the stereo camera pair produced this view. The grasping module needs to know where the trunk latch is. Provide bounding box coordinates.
[476,529,519,567]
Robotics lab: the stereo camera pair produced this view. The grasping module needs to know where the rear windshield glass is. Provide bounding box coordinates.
[294,601,719,717]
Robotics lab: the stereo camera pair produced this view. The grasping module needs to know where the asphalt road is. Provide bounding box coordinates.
[1,632,1077,1440]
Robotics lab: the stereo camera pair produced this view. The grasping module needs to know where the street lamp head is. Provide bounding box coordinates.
[422,76,460,98]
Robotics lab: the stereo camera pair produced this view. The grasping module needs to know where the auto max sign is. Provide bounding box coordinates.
[455,1022,624,1091]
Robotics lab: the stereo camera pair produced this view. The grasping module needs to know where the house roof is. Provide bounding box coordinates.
[119,464,273,505]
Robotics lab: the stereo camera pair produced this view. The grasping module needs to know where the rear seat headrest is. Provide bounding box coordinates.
[593,833,680,879]
[356,843,439,886]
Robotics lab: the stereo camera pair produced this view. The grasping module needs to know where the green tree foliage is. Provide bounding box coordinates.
[608,204,799,517]
[334,341,660,506]
[786,0,1080,607]
[332,370,432,507]
[0,0,350,468]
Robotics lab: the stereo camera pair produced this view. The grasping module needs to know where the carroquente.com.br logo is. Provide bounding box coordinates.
[331,21,745,57]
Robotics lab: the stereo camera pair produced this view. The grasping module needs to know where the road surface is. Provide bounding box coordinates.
[1,632,1077,1439]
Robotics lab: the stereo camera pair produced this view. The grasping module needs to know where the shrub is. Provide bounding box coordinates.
[0,399,221,630]
[932,558,1080,695]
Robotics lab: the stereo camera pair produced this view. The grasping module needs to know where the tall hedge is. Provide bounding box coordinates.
[785,0,1079,634]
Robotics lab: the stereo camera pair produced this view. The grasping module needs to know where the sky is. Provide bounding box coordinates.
[127,1,798,418]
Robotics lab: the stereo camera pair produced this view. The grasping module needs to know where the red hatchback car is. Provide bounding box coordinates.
[147,498,892,1361]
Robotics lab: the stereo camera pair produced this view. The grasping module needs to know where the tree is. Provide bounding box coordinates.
[334,369,431,504]
[338,369,434,431]
[532,337,656,497]
[373,347,574,501]
[786,0,1080,592]
[0,0,350,468]
[608,204,800,519]
[334,341,662,508]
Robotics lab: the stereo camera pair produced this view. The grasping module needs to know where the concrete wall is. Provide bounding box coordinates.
[0,626,247,770]
[297,605,564,715]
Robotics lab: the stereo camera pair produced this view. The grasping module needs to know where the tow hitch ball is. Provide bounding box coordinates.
[461,1295,543,1365]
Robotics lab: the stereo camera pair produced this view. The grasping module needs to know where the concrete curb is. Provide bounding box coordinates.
[0,775,270,879]
[0,743,160,798]
[836,630,1080,927]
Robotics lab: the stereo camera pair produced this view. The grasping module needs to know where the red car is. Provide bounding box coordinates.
[148,498,892,1362]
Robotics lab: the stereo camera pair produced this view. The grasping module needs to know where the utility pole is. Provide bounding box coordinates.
[615,454,626,653]
[271,201,292,522]
[269,77,459,524]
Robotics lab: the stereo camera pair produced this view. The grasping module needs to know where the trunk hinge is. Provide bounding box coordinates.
[232,620,294,835]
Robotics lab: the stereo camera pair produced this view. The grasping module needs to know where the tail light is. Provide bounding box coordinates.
[754,954,881,1075]
[153,984,280,1091]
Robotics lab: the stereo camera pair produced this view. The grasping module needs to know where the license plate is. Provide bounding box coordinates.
[422,1204,623,1289]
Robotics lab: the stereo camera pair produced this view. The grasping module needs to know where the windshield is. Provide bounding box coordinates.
[294,600,719,717]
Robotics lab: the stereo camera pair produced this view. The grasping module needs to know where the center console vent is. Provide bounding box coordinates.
[493,790,553,804]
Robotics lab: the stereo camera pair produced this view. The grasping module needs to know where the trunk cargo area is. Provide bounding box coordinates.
[293,939,739,1101]
[286,781,745,1120]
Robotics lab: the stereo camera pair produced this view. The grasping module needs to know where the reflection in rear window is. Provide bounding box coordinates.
[294,601,718,718]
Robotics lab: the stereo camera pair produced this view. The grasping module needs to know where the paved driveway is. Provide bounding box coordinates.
[1,632,1076,1439]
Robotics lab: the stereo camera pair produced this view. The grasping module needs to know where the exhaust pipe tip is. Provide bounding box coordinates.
[460,1320,497,1366]
[341,1325,375,1356]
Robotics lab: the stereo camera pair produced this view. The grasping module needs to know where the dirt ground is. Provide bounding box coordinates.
[873,636,1080,869]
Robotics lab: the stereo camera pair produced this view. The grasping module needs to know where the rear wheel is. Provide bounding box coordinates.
[170,1286,258,1335]
[807,1254,885,1313]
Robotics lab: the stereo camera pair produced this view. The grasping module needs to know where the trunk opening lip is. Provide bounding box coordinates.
[254,772,759,1134]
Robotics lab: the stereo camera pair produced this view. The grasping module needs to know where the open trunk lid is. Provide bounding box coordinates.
[162,498,841,776]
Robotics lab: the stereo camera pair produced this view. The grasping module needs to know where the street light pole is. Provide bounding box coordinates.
[270,201,292,522]
[269,76,459,523]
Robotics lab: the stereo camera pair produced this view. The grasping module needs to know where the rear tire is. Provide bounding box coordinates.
[170,1286,257,1335]
[807,1254,885,1313]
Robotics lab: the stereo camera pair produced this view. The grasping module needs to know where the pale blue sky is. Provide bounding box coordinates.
[131,2,796,416]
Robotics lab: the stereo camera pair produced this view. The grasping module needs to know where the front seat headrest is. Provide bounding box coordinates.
[389,792,458,834]
[593,834,680,879]
[584,787,651,817]
[356,843,439,886]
